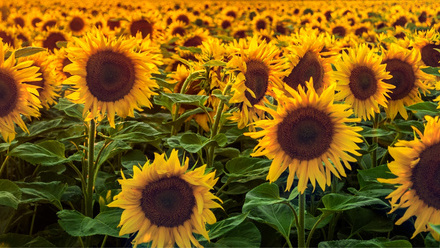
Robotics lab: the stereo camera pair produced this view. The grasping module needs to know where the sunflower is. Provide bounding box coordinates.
[378,115,440,241]
[20,51,60,109]
[245,80,362,193]
[0,25,18,48]
[64,10,89,36]
[0,41,41,142]
[412,28,440,68]
[282,30,335,94]
[333,44,393,120]
[35,26,72,53]
[168,20,187,37]
[381,44,432,120]
[63,29,160,128]
[252,13,270,32]
[108,149,222,248]
[227,36,289,129]
[126,10,162,40]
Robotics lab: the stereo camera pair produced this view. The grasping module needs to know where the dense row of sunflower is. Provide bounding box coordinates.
[1,0,440,247]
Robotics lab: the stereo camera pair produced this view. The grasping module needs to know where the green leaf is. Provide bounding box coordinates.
[121,150,147,170]
[358,164,395,188]
[319,193,388,213]
[225,157,271,183]
[95,140,131,167]
[421,66,440,77]
[16,118,65,138]
[160,92,209,108]
[242,182,298,212]
[179,132,226,153]
[53,98,84,119]
[359,127,395,137]
[178,46,202,53]
[211,89,231,103]
[246,204,294,239]
[16,181,68,209]
[14,47,46,58]
[110,121,165,143]
[0,179,22,209]
[57,209,127,238]
[406,101,440,115]
[0,233,55,247]
[346,208,393,237]
[201,213,249,241]
[425,232,440,247]
[318,238,412,248]
[180,132,207,153]
[213,222,261,248]
[430,223,440,236]
[242,183,296,239]
[203,60,227,67]
[8,141,69,166]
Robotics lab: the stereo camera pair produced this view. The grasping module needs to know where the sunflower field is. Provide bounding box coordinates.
[1,0,440,247]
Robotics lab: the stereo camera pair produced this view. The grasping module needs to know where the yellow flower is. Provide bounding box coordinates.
[0,41,41,142]
[283,29,336,94]
[333,44,393,120]
[20,51,60,109]
[108,150,222,248]
[246,80,363,193]
[378,116,440,241]
[382,44,432,120]
[63,29,161,128]
[227,36,289,129]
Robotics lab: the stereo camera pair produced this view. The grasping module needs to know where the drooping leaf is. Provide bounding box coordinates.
[57,208,127,238]
[319,193,388,213]
[0,179,22,209]
[212,222,261,248]
[0,233,56,247]
[16,181,68,209]
[318,238,412,248]
[201,213,249,241]
[8,141,70,166]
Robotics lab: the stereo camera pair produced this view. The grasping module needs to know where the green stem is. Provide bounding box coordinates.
[372,113,380,168]
[298,193,306,248]
[78,237,85,248]
[283,202,299,232]
[85,119,96,218]
[327,212,341,241]
[29,204,38,235]
[207,83,233,168]
[306,213,330,248]
[0,155,10,177]
[100,235,108,248]
[215,178,231,196]
[286,236,293,248]
[170,70,204,136]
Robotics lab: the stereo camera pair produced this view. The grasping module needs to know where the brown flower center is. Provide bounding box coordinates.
[411,142,440,209]
[172,26,186,36]
[176,14,190,25]
[42,20,57,31]
[85,50,136,102]
[383,59,415,100]
[256,19,267,30]
[14,17,25,27]
[183,36,203,47]
[244,60,269,106]
[69,17,85,32]
[332,26,346,37]
[283,51,324,91]
[0,71,18,117]
[130,19,153,39]
[141,177,195,227]
[43,32,66,52]
[0,31,14,47]
[421,44,440,67]
[277,107,334,160]
[349,66,378,100]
